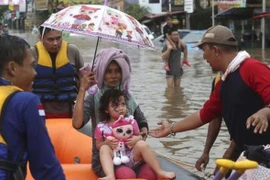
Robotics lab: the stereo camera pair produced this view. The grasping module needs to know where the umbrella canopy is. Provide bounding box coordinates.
[41,4,154,49]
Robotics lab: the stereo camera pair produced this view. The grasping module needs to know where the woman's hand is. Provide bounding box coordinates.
[148,120,171,138]
[80,72,96,91]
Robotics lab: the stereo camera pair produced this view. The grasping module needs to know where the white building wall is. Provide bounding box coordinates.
[139,0,162,14]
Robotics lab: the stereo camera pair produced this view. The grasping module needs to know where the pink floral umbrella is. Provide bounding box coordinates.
[41,4,154,68]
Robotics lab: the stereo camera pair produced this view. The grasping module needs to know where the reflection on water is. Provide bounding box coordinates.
[14,31,270,179]
[161,87,188,120]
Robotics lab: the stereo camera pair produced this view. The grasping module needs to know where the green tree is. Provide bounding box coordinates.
[124,4,150,20]
[207,0,211,7]
[194,0,203,11]
[0,5,8,18]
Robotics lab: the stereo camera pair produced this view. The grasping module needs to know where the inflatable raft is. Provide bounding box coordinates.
[26,119,201,180]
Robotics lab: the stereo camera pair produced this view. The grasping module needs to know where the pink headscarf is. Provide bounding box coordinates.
[93,48,131,94]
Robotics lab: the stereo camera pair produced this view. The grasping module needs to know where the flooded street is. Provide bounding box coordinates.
[16,31,270,179]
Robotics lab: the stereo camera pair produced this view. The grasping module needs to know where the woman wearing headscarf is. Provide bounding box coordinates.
[72,48,156,180]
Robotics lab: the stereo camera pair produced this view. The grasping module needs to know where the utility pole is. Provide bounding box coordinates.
[212,0,215,26]
[169,0,171,12]
[261,0,265,61]
[184,0,193,29]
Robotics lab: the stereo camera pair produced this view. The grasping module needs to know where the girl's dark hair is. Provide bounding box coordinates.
[0,35,30,75]
[99,89,128,122]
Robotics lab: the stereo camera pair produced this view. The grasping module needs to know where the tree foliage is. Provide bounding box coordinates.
[207,0,211,7]
[194,0,203,11]
[0,5,8,17]
[124,4,150,20]
[190,5,217,29]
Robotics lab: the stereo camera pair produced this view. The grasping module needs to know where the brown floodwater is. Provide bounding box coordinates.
[15,31,270,179]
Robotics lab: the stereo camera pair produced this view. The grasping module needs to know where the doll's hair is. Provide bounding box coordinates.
[99,89,129,121]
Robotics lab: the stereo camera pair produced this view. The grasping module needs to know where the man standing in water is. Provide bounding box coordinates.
[162,29,187,88]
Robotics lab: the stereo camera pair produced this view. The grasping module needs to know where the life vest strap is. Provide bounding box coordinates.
[0,158,24,180]
[33,88,78,95]
[39,97,76,103]
[32,81,78,89]
[0,89,25,180]
[35,73,76,79]
[0,159,19,171]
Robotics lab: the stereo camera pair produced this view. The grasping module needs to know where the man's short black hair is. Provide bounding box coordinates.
[0,35,30,75]
[206,43,238,53]
[39,25,61,37]
[39,25,53,36]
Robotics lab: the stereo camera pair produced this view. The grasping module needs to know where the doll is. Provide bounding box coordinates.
[107,115,137,166]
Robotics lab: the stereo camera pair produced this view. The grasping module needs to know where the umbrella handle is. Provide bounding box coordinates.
[91,37,100,72]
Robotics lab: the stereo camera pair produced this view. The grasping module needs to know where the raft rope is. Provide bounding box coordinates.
[154,150,195,168]
[154,150,214,179]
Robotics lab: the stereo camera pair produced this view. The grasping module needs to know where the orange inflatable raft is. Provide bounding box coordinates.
[25,119,146,180]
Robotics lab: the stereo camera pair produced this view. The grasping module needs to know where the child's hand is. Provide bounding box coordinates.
[183,59,191,67]
[167,40,176,50]
[105,137,118,150]
[167,43,173,50]
[126,135,142,149]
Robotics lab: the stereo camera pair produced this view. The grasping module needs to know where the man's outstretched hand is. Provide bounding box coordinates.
[148,121,171,138]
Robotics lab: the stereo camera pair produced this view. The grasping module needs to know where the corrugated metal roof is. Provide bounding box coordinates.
[214,7,254,20]
[215,7,270,20]
[139,11,186,22]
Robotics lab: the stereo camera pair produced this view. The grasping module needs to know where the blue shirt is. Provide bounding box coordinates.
[0,78,65,180]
